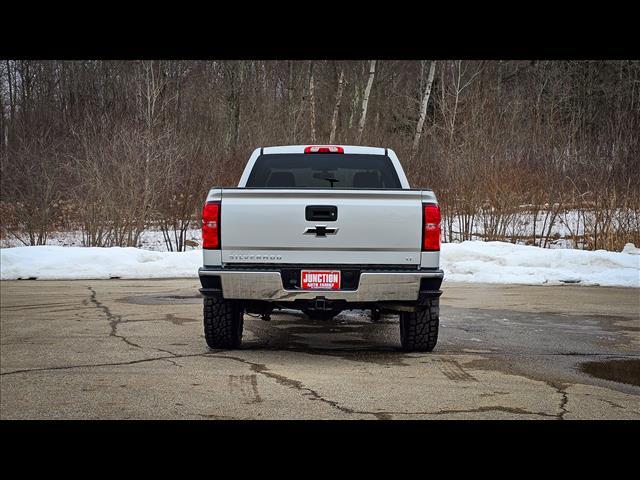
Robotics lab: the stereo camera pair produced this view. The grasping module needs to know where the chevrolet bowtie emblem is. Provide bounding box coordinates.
[304,225,339,237]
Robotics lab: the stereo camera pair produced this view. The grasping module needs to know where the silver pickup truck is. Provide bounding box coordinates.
[198,145,444,351]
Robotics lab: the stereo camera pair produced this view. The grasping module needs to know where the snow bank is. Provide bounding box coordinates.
[1,241,638,287]
[0,246,201,280]
[441,241,639,287]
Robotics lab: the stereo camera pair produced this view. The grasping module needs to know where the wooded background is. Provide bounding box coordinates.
[1,60,638,251]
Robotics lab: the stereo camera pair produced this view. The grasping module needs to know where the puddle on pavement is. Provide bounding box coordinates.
[580,359,640,387]
[274,324,367,335]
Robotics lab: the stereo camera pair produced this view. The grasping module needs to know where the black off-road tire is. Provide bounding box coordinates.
[203,295,244,349]
[371,308,382,322]
[399,298,439,352]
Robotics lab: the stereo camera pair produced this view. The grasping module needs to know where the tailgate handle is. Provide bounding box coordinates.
[306,205,337,221]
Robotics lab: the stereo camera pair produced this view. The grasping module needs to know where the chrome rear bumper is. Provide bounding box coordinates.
[199,268,443,302]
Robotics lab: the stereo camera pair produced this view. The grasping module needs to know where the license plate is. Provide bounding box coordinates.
[301,270,341,290]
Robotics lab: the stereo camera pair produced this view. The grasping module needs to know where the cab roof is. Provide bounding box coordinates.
[261,145,386,155]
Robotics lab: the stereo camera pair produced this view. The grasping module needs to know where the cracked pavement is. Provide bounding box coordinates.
[1,279,639,419]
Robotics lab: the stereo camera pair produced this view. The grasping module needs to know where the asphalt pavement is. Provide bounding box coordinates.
[1,279,638,419]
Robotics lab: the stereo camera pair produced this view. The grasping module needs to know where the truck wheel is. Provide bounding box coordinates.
[203,295,244,349]
[399,298,439,352]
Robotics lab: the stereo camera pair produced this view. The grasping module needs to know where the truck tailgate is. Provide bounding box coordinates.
[219,189,423,266]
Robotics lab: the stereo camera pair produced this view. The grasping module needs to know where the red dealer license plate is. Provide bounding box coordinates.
[301,270,341,290]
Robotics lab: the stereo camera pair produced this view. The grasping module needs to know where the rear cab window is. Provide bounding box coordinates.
[245,153,402,189]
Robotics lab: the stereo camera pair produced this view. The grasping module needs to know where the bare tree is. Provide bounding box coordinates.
[329,68,345,143]
[410,60,436,161]
[440,60,483,143]
[356,60,377,143]
[308,62,316,143]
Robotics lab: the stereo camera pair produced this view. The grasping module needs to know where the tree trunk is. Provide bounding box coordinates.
[329,69,345,143]
[233,61,244,147]
[288,61,294,138]
[356,60,377,143]
[410,61,436,160]
[6,61,15,125]
[348,81,359,130]
[308,62,316,143]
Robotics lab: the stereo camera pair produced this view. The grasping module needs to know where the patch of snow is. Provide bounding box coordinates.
[1,241,638,287]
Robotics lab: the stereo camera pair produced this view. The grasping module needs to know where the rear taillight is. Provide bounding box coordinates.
[304,145,344,153]
[422,204,441,251]
[202,201,220,249]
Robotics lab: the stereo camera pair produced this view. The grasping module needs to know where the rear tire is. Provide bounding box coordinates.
[399,298,439,352]
[203,295,244,349]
